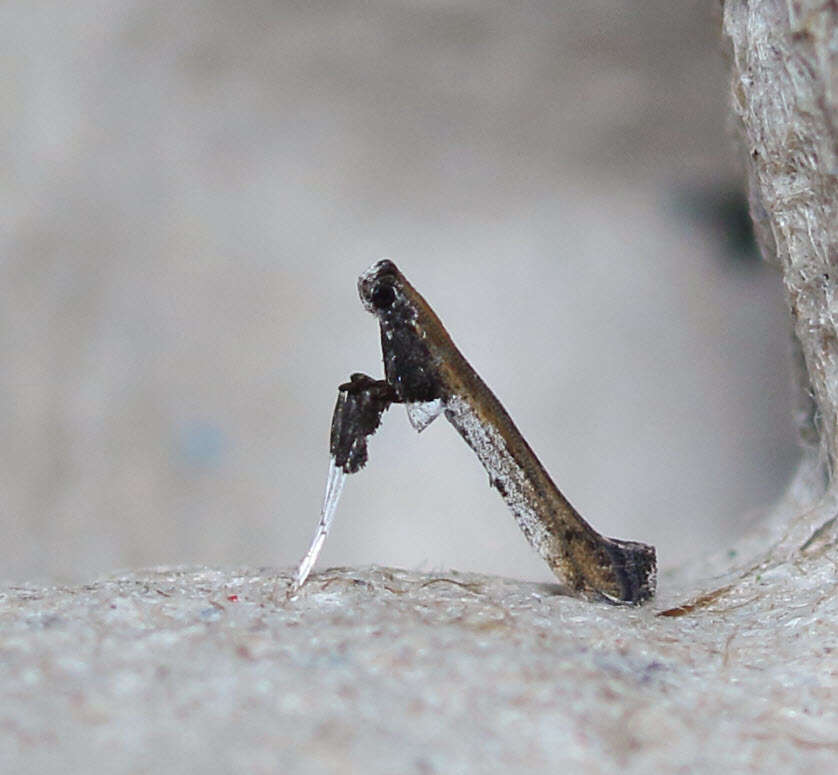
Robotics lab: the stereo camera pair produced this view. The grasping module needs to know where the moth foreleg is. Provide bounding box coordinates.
[290,373,398,592]
[330,373,399,473]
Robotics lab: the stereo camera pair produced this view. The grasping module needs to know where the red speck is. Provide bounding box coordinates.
[227,594,239,602]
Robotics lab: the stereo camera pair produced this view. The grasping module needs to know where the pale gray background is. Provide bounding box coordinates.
[1,1,798,583]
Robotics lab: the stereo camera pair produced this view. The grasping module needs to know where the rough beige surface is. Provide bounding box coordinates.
[0,559,836,775]
[727,0,838,460]
[721,0,838,556]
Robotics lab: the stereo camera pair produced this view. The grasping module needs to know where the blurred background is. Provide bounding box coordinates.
[2,1,800,583]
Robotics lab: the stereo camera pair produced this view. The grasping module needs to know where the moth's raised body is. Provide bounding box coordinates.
[293,260,656,605]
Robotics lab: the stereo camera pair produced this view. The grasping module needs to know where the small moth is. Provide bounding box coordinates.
[292,260,656,604]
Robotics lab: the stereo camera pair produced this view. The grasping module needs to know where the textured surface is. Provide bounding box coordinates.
[1,555,837,775]
[726,0,838,459]
[724,0,838,548]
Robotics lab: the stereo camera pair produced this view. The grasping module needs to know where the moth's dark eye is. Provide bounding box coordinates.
[371,283,396,310]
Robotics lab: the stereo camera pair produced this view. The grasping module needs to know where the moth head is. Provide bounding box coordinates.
[358,259,408,318]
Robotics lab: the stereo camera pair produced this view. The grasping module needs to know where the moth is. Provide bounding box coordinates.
[292,260,656,604]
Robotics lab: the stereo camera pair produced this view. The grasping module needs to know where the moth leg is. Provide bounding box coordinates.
[330,373,399,473]
[405,398,444,432]
[290,374,398,593]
